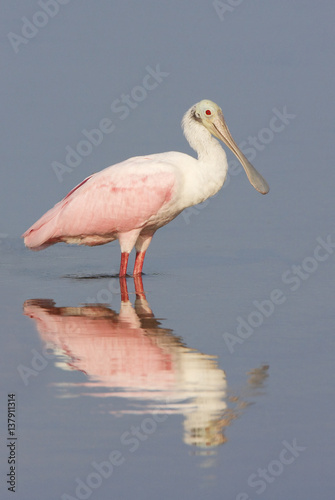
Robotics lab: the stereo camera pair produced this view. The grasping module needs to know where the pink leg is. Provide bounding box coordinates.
[119,252,129,277]
[133,251,146,276]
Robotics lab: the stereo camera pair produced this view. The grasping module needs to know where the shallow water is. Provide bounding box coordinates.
[1,229,334,500]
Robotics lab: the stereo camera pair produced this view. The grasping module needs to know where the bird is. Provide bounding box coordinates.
[22,99,269,276]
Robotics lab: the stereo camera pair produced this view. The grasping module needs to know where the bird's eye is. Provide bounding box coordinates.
[205,109,212,116]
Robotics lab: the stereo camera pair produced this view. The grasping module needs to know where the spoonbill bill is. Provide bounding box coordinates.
[22,99,269,276]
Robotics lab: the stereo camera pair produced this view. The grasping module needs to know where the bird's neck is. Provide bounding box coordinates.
[182,114,229,206]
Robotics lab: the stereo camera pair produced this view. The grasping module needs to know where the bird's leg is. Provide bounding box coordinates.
[133,233,153,275]
[133,251,146,276]
[118,229,142,277]
[119,252,129,277]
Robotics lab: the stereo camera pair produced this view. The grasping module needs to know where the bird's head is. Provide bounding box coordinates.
[193,99,269,195]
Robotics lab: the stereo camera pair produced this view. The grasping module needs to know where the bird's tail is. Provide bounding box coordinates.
[22,201,63,250]
[22,174,94,250]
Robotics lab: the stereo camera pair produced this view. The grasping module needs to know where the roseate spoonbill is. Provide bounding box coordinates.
[22,99,269,276]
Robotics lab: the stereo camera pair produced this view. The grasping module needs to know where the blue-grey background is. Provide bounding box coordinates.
[1,1,334,499]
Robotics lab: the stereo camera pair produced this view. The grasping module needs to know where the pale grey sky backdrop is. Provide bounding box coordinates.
[1,0,334,257]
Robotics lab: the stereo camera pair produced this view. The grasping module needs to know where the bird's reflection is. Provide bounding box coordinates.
[23,277,268,449]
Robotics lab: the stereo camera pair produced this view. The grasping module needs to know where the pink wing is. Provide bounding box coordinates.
[22,157,177,250]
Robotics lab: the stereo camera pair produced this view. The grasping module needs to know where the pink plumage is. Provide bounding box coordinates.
[23,158,176,251]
